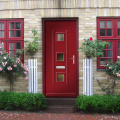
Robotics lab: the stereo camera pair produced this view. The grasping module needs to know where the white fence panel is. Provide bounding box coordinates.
[83,59,93,96]
[28,59,38,93]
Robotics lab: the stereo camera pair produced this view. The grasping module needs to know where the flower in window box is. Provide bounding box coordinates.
[7,66,12,71]
[0,67,2,71]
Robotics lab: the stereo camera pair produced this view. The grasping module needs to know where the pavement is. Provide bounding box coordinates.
[0,111,120,120]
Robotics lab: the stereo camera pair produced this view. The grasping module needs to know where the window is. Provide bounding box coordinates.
[97,18,120,69]
[0,19,24,62]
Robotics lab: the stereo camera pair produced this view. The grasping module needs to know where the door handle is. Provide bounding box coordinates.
[69,55,75,64]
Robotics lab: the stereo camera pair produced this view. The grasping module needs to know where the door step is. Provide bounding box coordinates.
[46,98,77,113]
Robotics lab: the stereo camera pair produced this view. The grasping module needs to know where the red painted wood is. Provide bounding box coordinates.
[45,20,78,97]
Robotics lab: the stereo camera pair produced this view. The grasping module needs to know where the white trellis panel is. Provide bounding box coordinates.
[28,59,38,93]
[83,59,93,96]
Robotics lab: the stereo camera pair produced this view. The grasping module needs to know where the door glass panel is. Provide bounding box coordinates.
[16,31,21,37]
[118,42,120,49]
[9,31,14,37]
[107,21,112,28]
[57,74,64,81]
[9,51,14,58]
[100,29,105,36]
[0,31,4,38]
[16,43,21,49]
[16,22,21,29]
[100,21,105,28]
[9,22,14,29]
[100,58,106,66]
[0,23,4,29]
[107,42,112,49]
[57,53,64,61]
[57,34,64,41]
[9,43,14,50]
[118,50,120,56]
[118,29,120,36]
[107,50,112,57]
[107,29,112,36]
[118,21,120,28]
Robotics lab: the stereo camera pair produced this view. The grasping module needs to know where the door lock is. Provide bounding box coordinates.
[69,55,75,64]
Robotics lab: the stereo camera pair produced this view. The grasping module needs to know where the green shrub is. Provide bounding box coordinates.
[76,94,120,113]
[0,91,46,111]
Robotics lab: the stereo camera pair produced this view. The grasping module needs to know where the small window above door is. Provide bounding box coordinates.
[57,34,64,41]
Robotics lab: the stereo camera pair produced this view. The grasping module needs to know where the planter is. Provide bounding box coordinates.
[83,59,93,96]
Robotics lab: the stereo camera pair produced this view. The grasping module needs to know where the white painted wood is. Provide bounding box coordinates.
[83,59,93,96]
[28,59,38,93]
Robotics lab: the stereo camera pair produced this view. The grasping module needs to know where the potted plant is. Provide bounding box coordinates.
[78,37,110,59]
[25,29,39,58]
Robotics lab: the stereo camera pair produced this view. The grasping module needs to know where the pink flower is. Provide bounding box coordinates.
[7,66,12,71]
[117,56,120,59]
[106,75,110,79]
[3,57,7,60]
[24,72,27,75]
[13,65,17,67]
[25,76,28,80]
[0,67,2,71]
[89,37,93,41]
[109,67,112,69]
[2,62,7,67]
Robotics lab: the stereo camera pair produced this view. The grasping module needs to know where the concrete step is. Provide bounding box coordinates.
[46,105,77,113]
[46,98,76,105]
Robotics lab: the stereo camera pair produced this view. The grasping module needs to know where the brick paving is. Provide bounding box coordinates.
[0,111,120,120]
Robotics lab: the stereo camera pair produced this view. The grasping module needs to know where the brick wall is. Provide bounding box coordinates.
[0,0,120,95]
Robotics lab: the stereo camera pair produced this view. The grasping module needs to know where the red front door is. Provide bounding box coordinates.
[45,19,78,97]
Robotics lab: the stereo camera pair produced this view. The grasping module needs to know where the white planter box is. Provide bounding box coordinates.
[83,59,93,96]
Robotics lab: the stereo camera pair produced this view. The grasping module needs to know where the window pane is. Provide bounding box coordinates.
[118,29,120,36]
[0,31,4,38]
[16,22,21,29]
[100,21,105,28]
[57,53,64,61]
[107,50,112,57]
[118,50,120,56]
[107,29,112,36]
[9,22,14,29]
[16,30,21,37]
[57,74,64,81]
[107,42,112,49]
[100,58,106,66]
[16,43,21,49]
[107,58,113,63]
[9,31,14,37]
[0,23,4,29]
[118,21,120,28]
[118,42,120,49]
[103,50,106,57]
[100,29,105,36]
[9,43,14,50]
[9,51,14,58]
[107,21,112,28]
[57,34,64,41]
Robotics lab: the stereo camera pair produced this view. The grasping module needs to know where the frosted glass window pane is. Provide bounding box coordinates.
[16,31,21,37]
[57,53,64,61]
[9,31,14,37]
[9,43,14,50]
[16,22,21,29]
[9,22,14,29]
[100,21,105,28]
[107,21,112,28]
[57,74,64,81]
[0,23,4,29]
[16,43,21,49]
[57,34,64,41]
[0,31,4,38]
[100,59,106,66]
[9,51,14,58]
[118,21,120,28]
